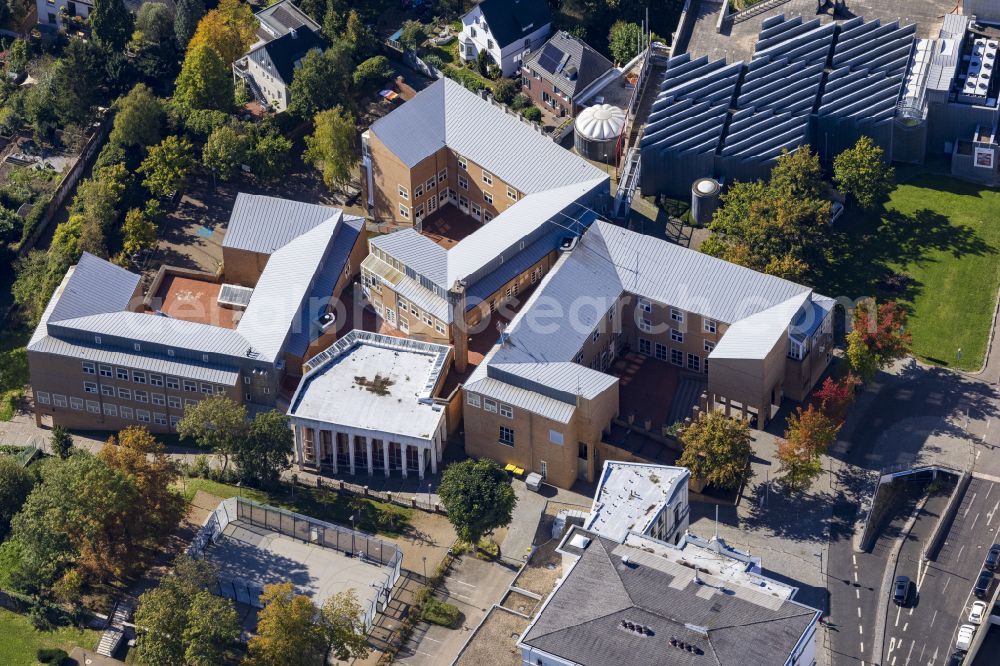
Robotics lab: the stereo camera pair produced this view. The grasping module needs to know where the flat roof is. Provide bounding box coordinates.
[154,275,239,329]
[289,332,450,445]
[586,461,690,542]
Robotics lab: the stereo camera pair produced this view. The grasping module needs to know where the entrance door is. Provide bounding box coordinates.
[540,460,548,479]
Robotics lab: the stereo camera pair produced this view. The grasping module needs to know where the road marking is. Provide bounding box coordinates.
[988,501,999,526]
[943,577,950,593]
[858,607,861,618]
[902,622,908,632]
[965,493,978,517]
[905,640,915,665]
[451,579,477,588]
[895,606,902,627]
[853,554,857,566]
[860,641,865,654]
[859,624,864,636]
[856,588,861,599]
[971,512,981,532]
[854,571,859,583]
[422,636,441,643]
[957,545,966,563]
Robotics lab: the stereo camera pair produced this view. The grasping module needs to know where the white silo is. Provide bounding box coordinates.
[574,104,626,163]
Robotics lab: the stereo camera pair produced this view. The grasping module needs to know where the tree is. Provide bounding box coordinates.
[0,206,17,244]
[0,457,33,539]
[288,44,353,119]
[304,106,357,192]
[352,55,393,89]
[91,0,135,52]
[174,42,234,113]
[811,374,860,425]
[438,459,517,551]
[120,207,157,259]
[135,2,174,45]
[833,135,895,211]
[321,590,370,662]
[492,78,518,105]
[344,10,374,59]
[72,163,130,233]
[187,0,257,66]
[784,404,838,458]
[776,437,822,493]
[12,251,62,326]
[251,131,293,181]
[5,39,29,75]
[608,21,642,64]
[51,40,105,126]
[235,410,293,487]
[846,300,912,381]
[50,425,73,459]
[245,583,329,666]
[400,20,427,51]
[768,145,825,201]
[174,0,205,49]
[677,411,754,490]
[476,48,489,76]
[202,124,249,181]
[110,83,166,149]
[183,590,240,665]
[176,395,248,474]
[139,135,196,198]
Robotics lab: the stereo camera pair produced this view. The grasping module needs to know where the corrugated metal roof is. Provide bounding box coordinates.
[708,292,810,360]
[48,312,251,357]
[222,193,341,254]
[48,252,140,325]
[490,362,617,401]
[464,375,576,424]
[369,229,448,285]
[362,254,451,321]
[370,78,606,194]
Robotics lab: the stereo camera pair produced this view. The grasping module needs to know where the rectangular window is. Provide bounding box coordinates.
[638,338,651,355]
[467,392,481,407]
[592,329,600,342]
[435,320,446,334]
[83,381,98,394]
[154,413,167,425]
[415,183,424,198]
[133,343,141,352]
[415,204,424,218]
[152,393,166,406]
[53,394,67,407]
[482,170,493,185]
[70,397,84,410]
[168,395,182,409]
[118,387,132,400]
[458,174,468,190]
[135,391,148,403]
[132,371,146,384]
[549,430,564,445]
[639,318,652,333]
[499,403,513,418]
[484,398,498,413]
[704,340,715,353]
[484,211,493,222]
[398,184,408,200]
[137,409,150,423]
[150,374,164,387]
[639,299,651,313]
[103,403,117,416]
[36,391,51,405]
[507,186,518,201]
[185,398,198,407]
[101,384,115,396]
[200,383,213,395]
[399,203,409,218]
[82,361,96,374]
[183,380,197,392]
[704,319,717,334]
[166,376,180,390]
[99,365,112,377]
[459,195,469,208]
[671,329,684,343]
[426,176,436,190]
[670,308,684,322]
[471,202,481,217]
[438,169,447,182]
[655,342,668,361]
[484,192,493,205]
[671,349,684,366]
[170,415,181,428]
[687,354,701,372]
[86,400,100,414]
[121,406,134,420]
[499,426,514,446]
[457,156,467,170]
[116,368,129,381]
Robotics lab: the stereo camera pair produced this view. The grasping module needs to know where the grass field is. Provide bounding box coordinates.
[178,477,414,537]
[822,174,1000,370]
[0,608,99,665]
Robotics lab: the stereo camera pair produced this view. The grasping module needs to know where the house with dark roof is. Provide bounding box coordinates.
[233,0,323,112]
[27,195,367,433]
[521,30,615,117]
[458,0,552,76]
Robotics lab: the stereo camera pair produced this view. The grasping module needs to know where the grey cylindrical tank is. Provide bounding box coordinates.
[691,178,721,225]
[574,104,626,163]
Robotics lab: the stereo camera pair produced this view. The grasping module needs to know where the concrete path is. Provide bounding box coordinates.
[498,480,547,564]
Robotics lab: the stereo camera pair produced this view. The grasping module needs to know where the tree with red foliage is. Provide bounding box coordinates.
[846,300,912,382]
[812,374,860,425]
[776,404,841,492]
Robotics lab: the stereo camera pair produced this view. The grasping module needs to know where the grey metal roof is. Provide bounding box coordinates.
[520,534,818,666]
[369,229,448,286]
[47,252,140,326]
[369,78,606,194]
[926,13,967,92]
[222,193,342,254]
[522,30,614,99]
[463,374,576,424]
[254,0,320,42]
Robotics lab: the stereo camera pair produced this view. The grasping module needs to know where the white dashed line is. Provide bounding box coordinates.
[857,607,861,618]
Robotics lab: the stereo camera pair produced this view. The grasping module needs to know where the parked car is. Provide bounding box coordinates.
[947,652,965,666]
[974,569,993,599]
[893,575,912,606]
[969,600,988,625]
[985,543,1000,571]
[956,624,975,652]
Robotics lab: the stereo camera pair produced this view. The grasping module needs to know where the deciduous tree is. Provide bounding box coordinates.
[776,437,822,493]
[110,83,166,149]
[399,20,426,51]
[135,2,174,45]
[608,21,642,64]
[176,395,248,474]
[321,590,370,662]
[72,162,130,230]
[783,404,838,458]
[288,43,353,119]
[304,106,357,192]
[833,135,895,211]
[91,0,135,52]
[352,55,393,89]
[174,0,205,49]
[677,411,754,490]
[139,135,196,197]
[50,425,73,459]
[174,42,234,113]
[811,374,860,425]
[202,123,250,181]
[344,10,374,59]
[121,208,158,258]
[438,459,517,551]
[846,300,912,381]
[187,0,256,66]
[245,582,328,666]
[0,457,33,539]
[250,131,293,181]
[235,410,293,487]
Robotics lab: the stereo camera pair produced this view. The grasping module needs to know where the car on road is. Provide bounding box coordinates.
[985,543,1000,571]
[969,600,988,625]
[947,652,965,666]
[893,575,912,606]
[974,569,993,598]
[956,624,976,652]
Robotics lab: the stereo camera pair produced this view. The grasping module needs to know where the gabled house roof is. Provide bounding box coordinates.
[466,0,552,48]
[247,26,323,87]
[523,30,614,99]
[254,0,321,44]
[224,193,340,254]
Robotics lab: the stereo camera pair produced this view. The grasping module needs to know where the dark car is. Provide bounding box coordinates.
[985,544,1000,571]
[974,569,993,599]
[893,575,912,606]
[948,652,965,666]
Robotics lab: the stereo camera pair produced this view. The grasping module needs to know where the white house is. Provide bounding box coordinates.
[37,0,90,28]
[458,0,552,77]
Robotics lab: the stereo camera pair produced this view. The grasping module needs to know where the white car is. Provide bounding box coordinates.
[956,624,976,651]
[969,600,988,625]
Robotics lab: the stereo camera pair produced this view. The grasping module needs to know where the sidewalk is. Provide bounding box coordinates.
[497,480,547,564]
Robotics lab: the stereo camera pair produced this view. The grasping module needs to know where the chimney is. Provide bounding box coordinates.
[448,281,469,373]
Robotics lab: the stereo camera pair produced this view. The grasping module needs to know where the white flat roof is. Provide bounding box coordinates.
[289,334,448,445]
[585,461,689,543]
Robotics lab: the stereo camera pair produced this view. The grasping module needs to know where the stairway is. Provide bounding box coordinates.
[97,596,136,657]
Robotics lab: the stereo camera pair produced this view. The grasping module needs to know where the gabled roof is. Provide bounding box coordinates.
[250,26,323,85]
[709,292,810,360]
[467,0,552,48]
[369,78,605,194]
[523,31,614,98]
[254,0,321,43]
[223,193,340,255]
[46,252,140,326]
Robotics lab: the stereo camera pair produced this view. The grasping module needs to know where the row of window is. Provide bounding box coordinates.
[466,392,514,418]
[634,302,718,333]
[636,339,708,373]
[36,393,183,427]
[82,362,228,394]
[87,340,220,363]
[398,169,447,202]
[454,156,518,201]
[396,297,447,335]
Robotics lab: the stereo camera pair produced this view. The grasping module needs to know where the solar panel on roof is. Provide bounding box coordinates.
[537,44,564,73]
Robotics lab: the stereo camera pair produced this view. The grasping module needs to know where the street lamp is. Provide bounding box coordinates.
[422,556,427,580]
[428,482,432,508]
[350,514,356,555]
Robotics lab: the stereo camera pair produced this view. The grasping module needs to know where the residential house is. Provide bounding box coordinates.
[458,0,552,76]
[37,0,90,28]
[521,30,615,117]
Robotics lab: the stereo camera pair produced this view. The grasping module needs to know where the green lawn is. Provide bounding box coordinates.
[179,477,414,537]
[821,174,1000,370]
[0,607,99,666]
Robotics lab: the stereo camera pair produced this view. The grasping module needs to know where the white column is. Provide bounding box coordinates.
[348,434,356,475]
[383,440,391,477]
[294,425,304,469]
[401,443,408,478]
[328,430,337,474]
[366,439,374,476]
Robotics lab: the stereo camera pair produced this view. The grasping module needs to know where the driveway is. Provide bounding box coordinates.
[396,556,517,666]
[498,480,547,564]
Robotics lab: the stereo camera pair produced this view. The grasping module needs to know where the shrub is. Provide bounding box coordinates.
[492,78,518,105]
[447,67,484,92]
[486,63,501,80]
[422,597,461,627]
[521,106,542,122]
[353,55,393,88]
[510,93,530,110]
[36,648,69,664]
[190,454,211,478]
[422,54,445,71]
[19,196,51,246]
